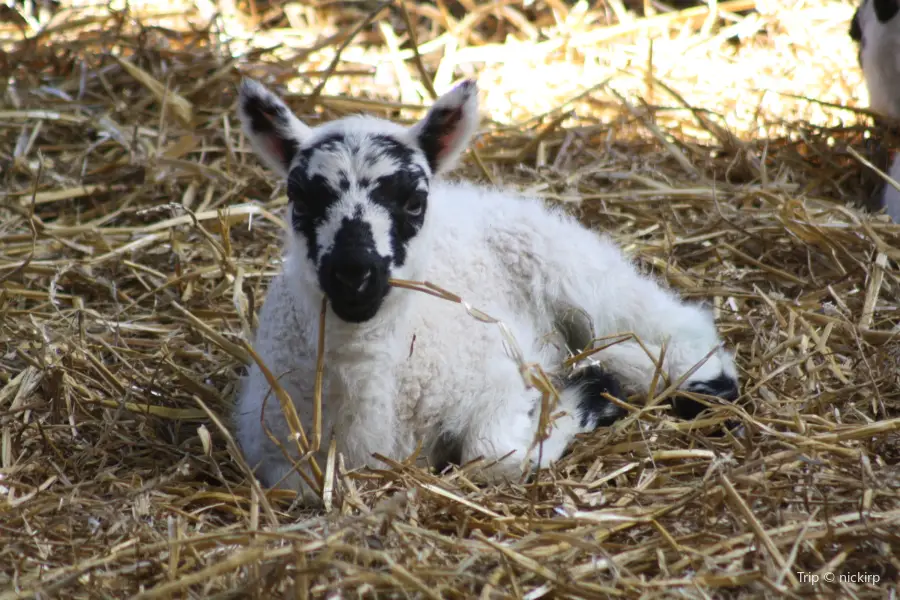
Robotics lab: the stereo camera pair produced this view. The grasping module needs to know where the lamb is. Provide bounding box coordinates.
[233,78,740,505]
[850,0,900,222]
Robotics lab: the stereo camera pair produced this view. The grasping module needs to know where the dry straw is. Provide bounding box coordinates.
[1,0,899,597]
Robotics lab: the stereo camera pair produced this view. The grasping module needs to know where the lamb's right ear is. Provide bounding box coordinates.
[237,78,312,176]
[409,79,480,176]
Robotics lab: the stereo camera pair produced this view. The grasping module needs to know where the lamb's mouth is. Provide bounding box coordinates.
[327,287,390,323]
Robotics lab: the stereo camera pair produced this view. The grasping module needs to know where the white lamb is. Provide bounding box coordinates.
[850,0,900,221]
[233,78,739,505]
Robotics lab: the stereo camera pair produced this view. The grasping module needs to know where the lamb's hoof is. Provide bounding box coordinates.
[568,364,628,429]
[670,373,742,435]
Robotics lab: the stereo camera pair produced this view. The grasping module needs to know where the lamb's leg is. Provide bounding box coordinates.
[458,388,578,482]
[566,252,738,414]
[233,273,334,505]
[239,361,405,502]
[325,348,405,471]
[510,209,740,413]
[576,336,740,419]
[457,362,625,481]
[234,365,330,506]
[254,445,328,507]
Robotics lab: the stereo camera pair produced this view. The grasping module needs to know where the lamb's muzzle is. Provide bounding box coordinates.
[319,237,391,323]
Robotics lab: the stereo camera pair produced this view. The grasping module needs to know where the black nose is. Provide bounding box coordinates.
[333,264,374,293]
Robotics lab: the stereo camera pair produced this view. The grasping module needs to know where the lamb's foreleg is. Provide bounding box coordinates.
[327,354,406,471]
[235,364,330,506]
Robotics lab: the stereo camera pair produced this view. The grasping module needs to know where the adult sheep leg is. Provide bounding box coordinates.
[881,152,900,222]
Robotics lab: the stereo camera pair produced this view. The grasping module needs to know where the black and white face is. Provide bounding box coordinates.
[850,0,900,121]
[237,79,480,323]
[851,0,899,66]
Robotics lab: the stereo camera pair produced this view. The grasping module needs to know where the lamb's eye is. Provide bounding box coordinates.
[289,186,308,219]
[288,179,307,217]
[289,173,334,222]
[405,192,425,217]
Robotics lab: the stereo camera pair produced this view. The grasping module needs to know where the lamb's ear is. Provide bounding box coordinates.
[409,79,479,176]
[237,78,312,176]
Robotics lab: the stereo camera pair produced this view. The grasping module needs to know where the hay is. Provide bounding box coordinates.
[1,0,899,597]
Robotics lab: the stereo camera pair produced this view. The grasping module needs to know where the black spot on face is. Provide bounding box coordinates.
[311,132,348,155]
[874,0,900,24]
[369,176,427,268]
[364,136,429,268]
[370,134,418,164]
[287,133,348,262]
[288,171,336,264]
[568,365,627,429]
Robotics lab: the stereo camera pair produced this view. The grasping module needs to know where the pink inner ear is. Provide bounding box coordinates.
[258,109,286,165]
[437,130,460,161]
[435,106,464,162]
[265,136,285,165]
[260,109,276,124]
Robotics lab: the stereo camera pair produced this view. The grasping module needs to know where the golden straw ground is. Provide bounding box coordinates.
[1,0,898,597]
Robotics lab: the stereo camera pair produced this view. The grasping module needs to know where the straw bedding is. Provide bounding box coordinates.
[1,0,898,597]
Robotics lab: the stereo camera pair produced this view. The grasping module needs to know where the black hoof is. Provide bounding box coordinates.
[669,373,739,420]
[568,364,628,428]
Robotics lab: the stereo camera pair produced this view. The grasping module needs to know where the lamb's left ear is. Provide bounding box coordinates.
[237,78,312,176]
[409,79,480,176]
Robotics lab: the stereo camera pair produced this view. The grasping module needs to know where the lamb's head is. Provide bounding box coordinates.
[850,0,900,119]
[237,79,479,323]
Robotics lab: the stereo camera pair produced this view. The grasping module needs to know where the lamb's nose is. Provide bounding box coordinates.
[334,264,374,293]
